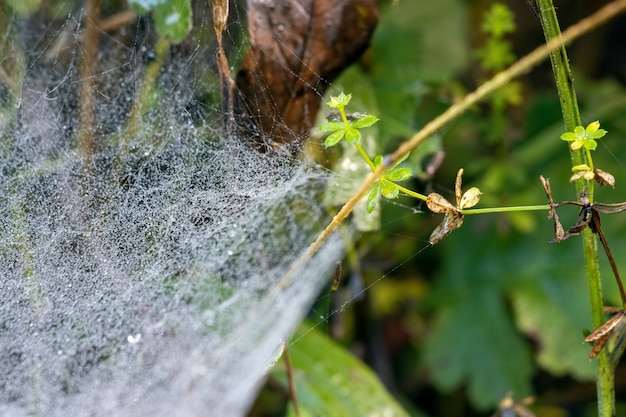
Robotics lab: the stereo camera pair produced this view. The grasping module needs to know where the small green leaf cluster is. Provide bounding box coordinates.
[365,154,413,212]
[560,121,614,186]
[320,92,417,213]
[560,120,606,151]
[477,3,516,72]
[319,93,379,148]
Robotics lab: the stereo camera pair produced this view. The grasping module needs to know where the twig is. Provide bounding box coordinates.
[78,0,101,164]
[278,0,626,288]
[283,344,300,417]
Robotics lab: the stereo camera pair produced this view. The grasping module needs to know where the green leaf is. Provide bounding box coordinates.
[585,139,598,151]
[368,0,468,141]
[422,289,533,411]
[366,184,379,213]
[318,121,345,132]
[510,278,596,380]
[585,120,601,134]
[129,0,192,43]
[274,325,413,417]
[570,140,583,150]
[588,129,607,139]
[324,129,346,148]
[481,3,516,37]
[345,127,361,143]
[327,92,351,109]
[323,130,381,231]
[385,167,412,182]
[6,0,42,15]
[477,38,515,71]
[350,114,379,129]
[387,152,412,171]
[422,224,542,410]
[574,125,585,136]
[380,180,399,199]
[560,132,578,141]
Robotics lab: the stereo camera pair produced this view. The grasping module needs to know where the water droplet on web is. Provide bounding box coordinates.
[2,6,344,416]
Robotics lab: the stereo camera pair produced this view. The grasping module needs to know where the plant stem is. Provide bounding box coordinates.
[283,344,300,417]
[279,0,626,289]
[121,38,170,153]
[396,184,428,202]
[536,1,612,415]
[78,0,101,167]
[586,148,595,171]
[462,204,550,215]
[354,143,377,171]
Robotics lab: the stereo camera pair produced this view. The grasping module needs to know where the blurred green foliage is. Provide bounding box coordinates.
[292,1,626,416]
[268,325,417,417]
[5,0,626,416]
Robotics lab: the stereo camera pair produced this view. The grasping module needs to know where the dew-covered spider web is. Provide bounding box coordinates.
[0,2,348,416]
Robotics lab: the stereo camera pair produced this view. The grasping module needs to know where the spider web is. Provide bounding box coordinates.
[0,2,343,416]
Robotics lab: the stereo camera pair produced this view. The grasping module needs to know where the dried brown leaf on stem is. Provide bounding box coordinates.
[235,0,378,151]
[427,169,481,245]
[585,310,626,360]
[541,176,626,307]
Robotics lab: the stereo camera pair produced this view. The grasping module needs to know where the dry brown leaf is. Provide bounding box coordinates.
[235,0,378,151]
[594,168,616,187]
[429,212,464,245]
[426,193,458,214]
[459,187,482,209]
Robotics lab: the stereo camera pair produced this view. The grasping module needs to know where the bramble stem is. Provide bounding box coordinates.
[536,1,612,415]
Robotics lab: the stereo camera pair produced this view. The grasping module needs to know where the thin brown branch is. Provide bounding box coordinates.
[78,0,101,163]
[277,0,626,288]
[283,345,300,417]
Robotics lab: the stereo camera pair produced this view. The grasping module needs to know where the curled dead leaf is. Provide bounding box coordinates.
[459,187,482,209]
[429,212,464,245]
[585,310,626,360]
[426,193,459,214]
[454,168,464,205]
[211,0,229,35]
[540,175,565,242]
[594,168,615,187]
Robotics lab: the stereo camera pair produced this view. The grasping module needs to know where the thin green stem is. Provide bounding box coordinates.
[339,106,351,128]
[586,148,595,171]
[537,1,611,415]
[279,0,626,290]
[354,142,377,171]
[395,184,428,202]
[337,104,378,171]
[462,204,551,215]
[121,38,170,154]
